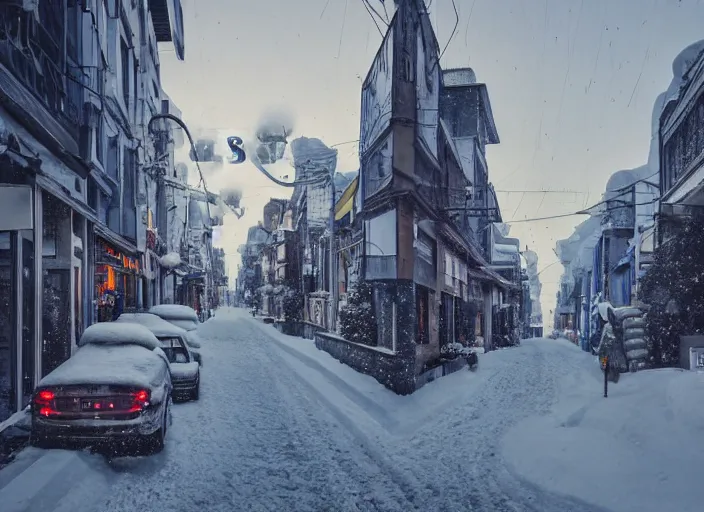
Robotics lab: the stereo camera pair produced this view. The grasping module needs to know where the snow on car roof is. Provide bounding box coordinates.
[38,343,167,390]
[78,322,160,351]
[149,304,199,322]
[169,319,199,332]
[116,313,187,338]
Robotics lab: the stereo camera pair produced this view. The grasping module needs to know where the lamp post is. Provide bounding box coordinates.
[147,113,216,315]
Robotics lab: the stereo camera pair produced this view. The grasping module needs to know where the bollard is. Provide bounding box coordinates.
[601,356,609,397]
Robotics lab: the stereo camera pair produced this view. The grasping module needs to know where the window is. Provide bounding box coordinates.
[87,178,98,211]
[122,148,137,240]
[133,57,139,121]
[95,114,104,164]
[66,0,81,62]
[121,39,130,108]
[106,136,119,181]
[158,337,190,364]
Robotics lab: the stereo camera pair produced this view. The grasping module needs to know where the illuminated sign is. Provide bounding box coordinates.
[101,240,140,273]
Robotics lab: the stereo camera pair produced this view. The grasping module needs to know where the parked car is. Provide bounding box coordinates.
[149,305,203,349]
[30,323,172,454]
[116,313,201,401]
[117,312,202,364]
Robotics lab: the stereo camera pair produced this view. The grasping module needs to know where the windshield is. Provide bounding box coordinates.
[2,1,703,511]
[157,337,190,364]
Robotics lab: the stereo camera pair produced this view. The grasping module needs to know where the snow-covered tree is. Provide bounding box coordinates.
[640,213,704,367]
[339,281,377,346]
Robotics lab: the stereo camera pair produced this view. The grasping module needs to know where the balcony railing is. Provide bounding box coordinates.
[0,5,81,141]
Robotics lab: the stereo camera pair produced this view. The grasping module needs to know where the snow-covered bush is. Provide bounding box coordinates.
[640,213,704,367]
[339,281,377,346]
[282,284,304,323]
[440,342,475,359]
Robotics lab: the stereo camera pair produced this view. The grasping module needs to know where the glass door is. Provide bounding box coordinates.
[20,231,35,409]
[0,232,16,422]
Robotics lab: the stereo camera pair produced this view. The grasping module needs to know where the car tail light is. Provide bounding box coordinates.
[129,389,151,412]
[37,390,55,401]
[34,389,59,416]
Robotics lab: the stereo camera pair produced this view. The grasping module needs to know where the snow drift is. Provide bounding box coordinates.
[503,367,704,512]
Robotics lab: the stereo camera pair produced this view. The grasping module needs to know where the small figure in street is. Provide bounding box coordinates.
[596,302,627,383]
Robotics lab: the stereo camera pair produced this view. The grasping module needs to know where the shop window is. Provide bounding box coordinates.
[415,286,429,344]
[42,217,58,258]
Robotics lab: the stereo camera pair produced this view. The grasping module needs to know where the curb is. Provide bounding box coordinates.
[0,409,31,470]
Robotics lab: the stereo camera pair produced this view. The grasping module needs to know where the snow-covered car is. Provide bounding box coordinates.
[116,314,201,401]
[148,305,203,350]
[30,323,172,454]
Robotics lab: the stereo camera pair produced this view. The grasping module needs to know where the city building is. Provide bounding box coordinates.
[0,0,185,423]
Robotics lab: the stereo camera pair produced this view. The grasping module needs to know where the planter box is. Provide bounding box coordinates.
[315,332,415,395]
[273,320,304,337]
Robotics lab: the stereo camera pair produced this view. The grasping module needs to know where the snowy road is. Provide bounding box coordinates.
[1,310,611,512]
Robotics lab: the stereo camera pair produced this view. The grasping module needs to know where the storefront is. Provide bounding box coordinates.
[95,238,140,322]
[180,272,206,319]
[0,99,93,423]
[0,169,84,423]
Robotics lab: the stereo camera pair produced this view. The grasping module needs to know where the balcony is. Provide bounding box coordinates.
[148,0,185,60]
[0,3,86,175]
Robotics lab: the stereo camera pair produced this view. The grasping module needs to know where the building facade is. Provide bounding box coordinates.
[0,0,185,423]
[658,44,704,238]
[314,1,516,394]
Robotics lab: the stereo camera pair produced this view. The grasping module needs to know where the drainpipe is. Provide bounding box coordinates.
[329,175,337,332]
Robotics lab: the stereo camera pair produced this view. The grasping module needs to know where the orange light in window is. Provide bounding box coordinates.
[107,266,116,290]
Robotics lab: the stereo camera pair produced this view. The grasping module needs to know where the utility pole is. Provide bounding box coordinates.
[329,174,337,332]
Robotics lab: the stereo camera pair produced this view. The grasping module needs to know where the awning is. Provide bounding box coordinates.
[183,272,206,281]
[94,224,139,255]
[335,175,359,221]
[614,246,635,271]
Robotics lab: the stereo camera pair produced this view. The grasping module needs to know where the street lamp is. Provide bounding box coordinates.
[147,113,216,315]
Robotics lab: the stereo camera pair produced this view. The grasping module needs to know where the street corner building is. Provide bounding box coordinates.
[242,1,529,396]
[0,0,187,424]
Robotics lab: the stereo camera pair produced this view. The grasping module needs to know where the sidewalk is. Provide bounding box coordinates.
[242,311,488,437]
[0,408,31,470]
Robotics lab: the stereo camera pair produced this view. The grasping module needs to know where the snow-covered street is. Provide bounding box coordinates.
[1,308,701,512]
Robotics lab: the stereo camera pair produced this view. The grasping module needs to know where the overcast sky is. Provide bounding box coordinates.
[159,0,704,325]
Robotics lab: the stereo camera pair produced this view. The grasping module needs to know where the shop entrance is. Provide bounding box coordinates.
[0,230,35,422]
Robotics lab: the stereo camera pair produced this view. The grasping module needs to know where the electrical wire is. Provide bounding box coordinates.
[442,0,460,59]
[362,0,385,38]
[506,197,659,224]
[362,0,390,27]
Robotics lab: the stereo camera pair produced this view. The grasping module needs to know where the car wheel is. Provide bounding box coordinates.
[142,405,167,455]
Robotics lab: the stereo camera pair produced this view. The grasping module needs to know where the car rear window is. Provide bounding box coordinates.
[158,337,190,364]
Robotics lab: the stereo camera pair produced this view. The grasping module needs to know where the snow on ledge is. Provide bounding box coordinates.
[318,331,396,355]
[160,252,181,269]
